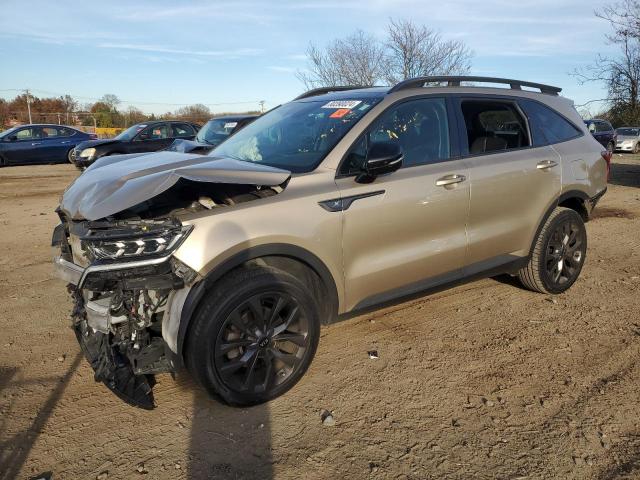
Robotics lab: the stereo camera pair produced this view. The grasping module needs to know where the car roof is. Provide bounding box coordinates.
[207,114,258,121]
[13,123,80,128]
[293,87,389,103]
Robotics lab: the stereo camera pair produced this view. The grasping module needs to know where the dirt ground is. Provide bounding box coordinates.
[0,155,638,480]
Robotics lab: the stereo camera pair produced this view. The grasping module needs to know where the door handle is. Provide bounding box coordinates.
[31,142,42,146]
[435,174,466,187]
[537,160,558,170]
[61,140,71,144]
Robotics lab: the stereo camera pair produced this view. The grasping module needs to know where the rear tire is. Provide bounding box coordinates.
[633,143,639,154]
[67,148,76,164]
[0,155,6,167]
[518,207,587,294]
[185,264,321,406]
[607,142,614,153]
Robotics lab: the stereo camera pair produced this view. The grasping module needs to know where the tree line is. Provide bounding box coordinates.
[0,94,257,129]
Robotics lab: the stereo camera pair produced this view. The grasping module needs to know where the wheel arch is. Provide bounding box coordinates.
[176,243,340,357]
[528,190,590,256]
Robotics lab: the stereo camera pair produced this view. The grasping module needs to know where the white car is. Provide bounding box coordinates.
[615,127,640,153]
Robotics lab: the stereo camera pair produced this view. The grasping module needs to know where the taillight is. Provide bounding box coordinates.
[89,134,98,140]
[601,150,612,182]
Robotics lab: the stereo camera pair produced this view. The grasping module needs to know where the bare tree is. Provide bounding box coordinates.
[100,94,121,112]
[574,1,640,125]
[296,30,388,88]
[297,20,472,89]
[384,19,472,84]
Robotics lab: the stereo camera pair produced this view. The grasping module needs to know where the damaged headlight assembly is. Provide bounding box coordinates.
[81,225,192,263]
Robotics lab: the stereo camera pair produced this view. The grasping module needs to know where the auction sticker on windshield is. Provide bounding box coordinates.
[329,108,351,118]
[322,100,362,109]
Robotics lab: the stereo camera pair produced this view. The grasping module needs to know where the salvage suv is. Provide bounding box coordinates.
[52,76,609,409]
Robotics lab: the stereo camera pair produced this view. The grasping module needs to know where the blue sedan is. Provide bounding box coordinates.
[0,124,96,166]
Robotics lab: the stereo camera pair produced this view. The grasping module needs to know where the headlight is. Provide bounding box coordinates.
[79,148,96,158]
[81,225,192,262]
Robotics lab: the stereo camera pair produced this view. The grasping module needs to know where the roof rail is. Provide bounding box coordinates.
[388,76,562,96]
[293,85,366,100]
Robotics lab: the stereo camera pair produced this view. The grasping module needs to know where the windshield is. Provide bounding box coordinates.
[0,127,18,139]
[115,124,147,141]
[196,119,241,146]
[616,127,640,136]
[209,98,381,173]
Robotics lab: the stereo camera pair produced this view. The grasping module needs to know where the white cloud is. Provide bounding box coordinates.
[268,66,297,73]
[98,43,263,58]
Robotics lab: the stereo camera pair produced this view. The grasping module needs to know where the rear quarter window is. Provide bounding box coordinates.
[520,100,581,146]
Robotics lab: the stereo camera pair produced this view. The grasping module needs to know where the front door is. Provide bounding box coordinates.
[335,97,470,311]
[131,123,173,153]
[3,127,45,164]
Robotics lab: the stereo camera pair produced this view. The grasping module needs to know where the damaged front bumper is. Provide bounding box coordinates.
[52,221,197,409]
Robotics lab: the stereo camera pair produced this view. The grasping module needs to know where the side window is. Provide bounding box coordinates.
[172,123,195,137]
[57,127,75,137]
[461,100,530,154]
[138,124,170,140]
[341,98,450,174]
[520,100,581,146]
[42,127,59,138]
[16,128,37,140]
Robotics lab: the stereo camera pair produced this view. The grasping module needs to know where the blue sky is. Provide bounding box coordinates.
[0,0,613,115]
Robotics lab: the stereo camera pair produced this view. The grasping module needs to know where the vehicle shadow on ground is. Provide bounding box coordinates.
[185,379,273,479]
[609,161,640,188]
[0,352,82,480]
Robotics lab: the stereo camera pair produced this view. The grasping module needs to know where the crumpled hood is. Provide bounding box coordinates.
[60,151,291,221]
[166,138,215,154]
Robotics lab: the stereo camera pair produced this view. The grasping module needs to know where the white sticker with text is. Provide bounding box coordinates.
[321,100,362,109]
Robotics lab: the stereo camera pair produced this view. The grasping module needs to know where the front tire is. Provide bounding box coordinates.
[185,265,321,406]
[518,207,587,294]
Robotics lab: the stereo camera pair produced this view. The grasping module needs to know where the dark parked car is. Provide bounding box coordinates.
[584,119,616,152]
[166,115,258,154]
[72,120,200,169]
[0,124,96,166]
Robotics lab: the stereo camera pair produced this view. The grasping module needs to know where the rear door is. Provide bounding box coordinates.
[454,96,561,274]
[171,122,197,140]
[336,97,470,311]
[40,126,73,162]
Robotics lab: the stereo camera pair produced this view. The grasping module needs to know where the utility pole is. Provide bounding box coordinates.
[259,100,265,113]
[24,89,33,124]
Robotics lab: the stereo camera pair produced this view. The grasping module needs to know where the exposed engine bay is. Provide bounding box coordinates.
[53,175,285,409]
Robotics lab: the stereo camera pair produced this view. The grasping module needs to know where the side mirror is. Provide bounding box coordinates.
[356,141,403,183]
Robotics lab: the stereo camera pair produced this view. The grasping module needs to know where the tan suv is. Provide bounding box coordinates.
[52,76,609,409]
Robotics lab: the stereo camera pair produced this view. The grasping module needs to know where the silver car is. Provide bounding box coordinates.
[615,127,640,153]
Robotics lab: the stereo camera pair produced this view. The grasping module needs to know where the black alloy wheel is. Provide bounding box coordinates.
[543,218,585,287]
[214,292,310,395]
[518,207,587,294]
[185,265,320,406]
